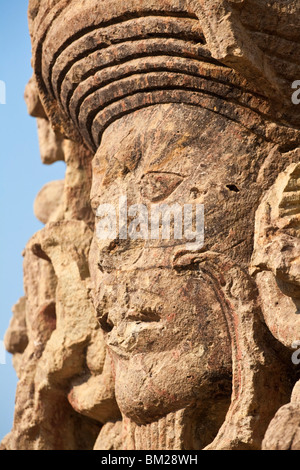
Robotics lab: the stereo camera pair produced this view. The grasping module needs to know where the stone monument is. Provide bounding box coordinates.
[1,0,300,450]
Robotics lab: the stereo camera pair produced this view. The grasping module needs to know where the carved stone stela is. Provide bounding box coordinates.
[1,0,300,450]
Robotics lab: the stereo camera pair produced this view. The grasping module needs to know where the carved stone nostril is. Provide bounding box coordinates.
[98,313,114,333]
[226,184,240,193]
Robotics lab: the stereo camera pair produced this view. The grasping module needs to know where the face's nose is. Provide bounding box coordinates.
[96,279,130,329]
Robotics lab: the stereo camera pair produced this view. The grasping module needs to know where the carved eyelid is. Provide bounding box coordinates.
[140,171,185,202]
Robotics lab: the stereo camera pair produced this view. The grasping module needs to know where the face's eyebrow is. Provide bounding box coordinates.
[142,170,186,178]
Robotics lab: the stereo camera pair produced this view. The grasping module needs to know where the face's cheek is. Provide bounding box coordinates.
[143,272,228,354]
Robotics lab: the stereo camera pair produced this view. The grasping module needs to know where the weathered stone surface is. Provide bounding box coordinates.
[94,421,123,451]
[5,297,28,356]
[34,180,64,224]
[36,118,65,165]
[2,0,300,450]
[251,160,300,348]
[24,76,47,119]
[262,382,300,450]
[188,0,300,118]
[252,162,300,450]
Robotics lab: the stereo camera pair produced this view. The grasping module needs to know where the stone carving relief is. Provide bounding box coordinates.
[1,0,300,450]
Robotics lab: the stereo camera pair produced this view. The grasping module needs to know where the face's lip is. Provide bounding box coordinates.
[98,306,161,333]
[125,308,161,323]
[106,319,165,356]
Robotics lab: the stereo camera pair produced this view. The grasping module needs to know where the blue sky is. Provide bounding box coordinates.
[0,3,65,441]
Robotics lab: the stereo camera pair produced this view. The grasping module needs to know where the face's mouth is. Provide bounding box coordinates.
[106,318,165,357]
[125,308,161,323]
[96,289,164,355]
[98,305,161,333]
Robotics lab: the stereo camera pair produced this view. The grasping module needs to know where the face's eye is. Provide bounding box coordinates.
[140,172,184,202]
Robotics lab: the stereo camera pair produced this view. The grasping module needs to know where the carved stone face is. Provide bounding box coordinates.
[15,0,300,451]
[89,102,274,425]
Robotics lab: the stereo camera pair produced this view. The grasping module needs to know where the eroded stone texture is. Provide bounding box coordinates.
[2,0,300,450]
[34,180,64,224]
[251,161,300,450]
